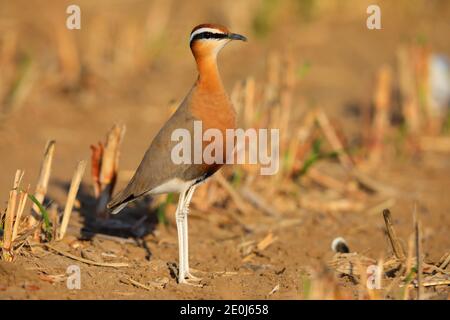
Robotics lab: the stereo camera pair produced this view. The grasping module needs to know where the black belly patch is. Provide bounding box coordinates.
[194,171,214,186]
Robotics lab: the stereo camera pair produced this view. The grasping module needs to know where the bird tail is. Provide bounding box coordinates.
[107,187,136,215]
[108,202,128,215]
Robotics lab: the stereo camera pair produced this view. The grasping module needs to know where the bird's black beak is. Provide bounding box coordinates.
[228,33,247,42]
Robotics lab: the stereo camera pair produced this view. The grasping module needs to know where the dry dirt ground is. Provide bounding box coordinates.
[0,1,449,299]
[1,158,450,299]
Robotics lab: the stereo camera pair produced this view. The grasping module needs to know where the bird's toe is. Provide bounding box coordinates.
[185,271,202,282]
[179,277,204,287]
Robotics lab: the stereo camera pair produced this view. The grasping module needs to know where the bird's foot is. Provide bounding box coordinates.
[185,271,202,282]
[178,276,204,287]
[186,267,206,280]
[178,268,204,286]
[188,267,206,274]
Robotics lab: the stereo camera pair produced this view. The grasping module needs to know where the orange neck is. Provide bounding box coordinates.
[195,55,224,92]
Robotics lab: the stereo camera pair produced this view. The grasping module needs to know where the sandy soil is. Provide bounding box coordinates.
[1,157,450,299]
[0,0,449,299]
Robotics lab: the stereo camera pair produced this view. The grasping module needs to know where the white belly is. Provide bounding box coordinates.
[148,178,197,195]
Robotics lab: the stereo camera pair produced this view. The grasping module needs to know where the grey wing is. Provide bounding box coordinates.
[107,104,197,212]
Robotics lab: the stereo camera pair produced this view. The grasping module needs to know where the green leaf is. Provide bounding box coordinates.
[252,0,280,38]
[231,168,243,187]
[297,61,312,80]
[157,193,173,226]
[27,194,52,240]
[297,138,340,177]
[300,273,312,299]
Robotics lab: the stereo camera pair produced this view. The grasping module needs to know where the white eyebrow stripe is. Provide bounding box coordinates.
[189,28,225,42]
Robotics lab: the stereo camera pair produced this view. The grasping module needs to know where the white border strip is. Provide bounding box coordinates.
[189,27,224,42]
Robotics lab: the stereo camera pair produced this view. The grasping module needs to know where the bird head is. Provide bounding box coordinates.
[189,24,247,59]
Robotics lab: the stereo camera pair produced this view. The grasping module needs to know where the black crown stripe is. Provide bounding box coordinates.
[190,32,227,43]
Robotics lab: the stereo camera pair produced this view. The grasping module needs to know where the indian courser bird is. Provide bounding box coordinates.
[107,24,247,285]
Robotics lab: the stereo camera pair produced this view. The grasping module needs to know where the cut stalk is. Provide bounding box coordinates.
[29,140,55,227]
[59,160,86,240]
[382,209,406,260]
[244,77,255,128]
[316,108,353,169]
[413,206,423,300]
[91,124,126,217]
[369,65,392,164]
[2,170,24,261]
[12,184,29,242]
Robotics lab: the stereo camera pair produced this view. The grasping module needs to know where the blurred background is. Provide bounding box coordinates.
[0,0,449,299]
[1,0,449,197]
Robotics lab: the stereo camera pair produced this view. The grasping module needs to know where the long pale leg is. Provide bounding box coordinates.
[175,190,187,283]
[182,185,201,281]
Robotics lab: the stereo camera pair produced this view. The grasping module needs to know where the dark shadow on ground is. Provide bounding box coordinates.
[54,180,157,260]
